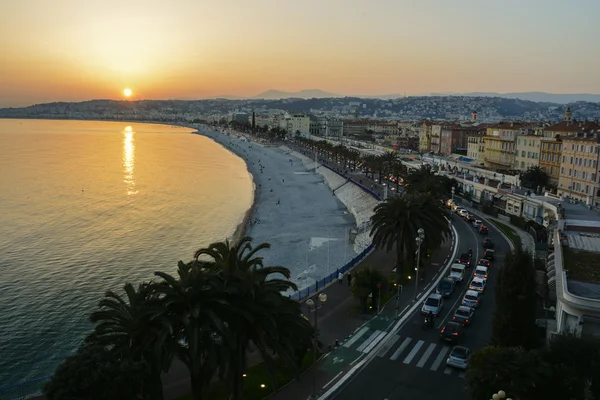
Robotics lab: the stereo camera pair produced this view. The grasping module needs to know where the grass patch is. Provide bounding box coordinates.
[176,352,319,400]
[562,247,600,284]
[488,219,520,249]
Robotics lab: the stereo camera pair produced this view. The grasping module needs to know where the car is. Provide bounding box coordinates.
[440,322,463,344]
[474,265,489,280]
[473,219,482,228]
[446,346,471,370]
[448,263,466,283]
[436,278,456,298]
[483,237,495,249]
[462,290,481,309]
[452,306,474,326]
[465,214,475,223]
[421,293,444,317]
[477,259,490,268]
[483,249,495,261]
[458,209,469,217]
[457,253,472,268]
[479,225,489,235]
[468,277,487,293]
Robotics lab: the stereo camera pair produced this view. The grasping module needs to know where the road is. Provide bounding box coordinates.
[331,213,511,400]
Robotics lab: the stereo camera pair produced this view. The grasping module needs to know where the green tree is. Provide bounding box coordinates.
[194,237,309,400]
[44,342,151,400]
[370,194,450,281]
[350,267,386,313]
[491,247,538,349]
[154,260,229,400]
[403,165,455,199]
[89,283,173,400]
[521,166,549,192]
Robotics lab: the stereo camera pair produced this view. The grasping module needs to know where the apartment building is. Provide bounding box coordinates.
[515,134,542,171]
[484,122,535,170]
[419,121,433,153]
[430,124,443,154]
[286,114,310,136]
[439,126,477,156]
[343,120,368,137]
[558,134,600,205]
[543,108,600,139]
[467,135,485,163]
[540,137,563,185]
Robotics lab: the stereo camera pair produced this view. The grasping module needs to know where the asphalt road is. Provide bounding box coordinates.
[332,213,511,400]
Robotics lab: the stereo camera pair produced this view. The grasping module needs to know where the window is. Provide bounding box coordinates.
[561,167,565,174]
[563,156,566,163]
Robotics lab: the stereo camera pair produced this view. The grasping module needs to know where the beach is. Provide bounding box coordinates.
[195,126,370,290]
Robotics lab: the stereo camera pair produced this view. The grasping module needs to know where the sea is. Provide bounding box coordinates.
[0,119,253,386]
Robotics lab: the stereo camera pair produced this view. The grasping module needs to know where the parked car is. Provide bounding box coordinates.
[462,290,481,309]
[440,322,463,344]
[483,249,495,261]
[473,219,482,228]
[446,346,471,370]
[474,265,489,280]
[421,293,444,317]
[468,277,487,293]
[448,263,466,284]
[483,238,495,249]
[436,278,456,298]
[477,259,491,268]
[452,306,474,326]
[479,225,489,235]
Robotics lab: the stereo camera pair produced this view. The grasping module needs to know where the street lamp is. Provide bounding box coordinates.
[414,228,425,299]
[490,390,512,400]
[306,292,327,399]
[394,283,403,319]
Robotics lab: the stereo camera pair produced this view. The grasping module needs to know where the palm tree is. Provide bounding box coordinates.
[90,282,173,400]
[520,166,549,192]
[403,165,454,199]
[351,267,387,313]
[370,194,451,281]
[194,237,304,400]
[154,260,229,400]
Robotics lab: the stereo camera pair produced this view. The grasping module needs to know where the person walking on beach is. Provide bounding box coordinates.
[338,272,343,284]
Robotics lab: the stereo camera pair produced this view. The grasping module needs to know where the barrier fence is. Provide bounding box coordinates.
[0,376,50,400]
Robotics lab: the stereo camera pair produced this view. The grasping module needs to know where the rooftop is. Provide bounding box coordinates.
[545,120,600,133]
[562,247,600,298]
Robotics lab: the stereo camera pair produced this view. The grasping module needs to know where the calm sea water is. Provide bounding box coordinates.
[0,119,253,385]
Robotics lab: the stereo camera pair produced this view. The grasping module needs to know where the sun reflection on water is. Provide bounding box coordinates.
[123,127,137,195]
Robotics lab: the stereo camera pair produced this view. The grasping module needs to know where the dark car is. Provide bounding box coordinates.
[440,322,463,344]
[482,238,495,249]
[436,278,456,298]
[479,225,488,235]
[483,249,495,261]
[477,258,491,268]
[452,306,474,326]
[457,253,472,268]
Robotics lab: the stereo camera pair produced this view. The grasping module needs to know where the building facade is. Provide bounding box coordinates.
[515,134,542,171]
[419,122,433,153]
[467,135,485,163]
[484,122,534,170]
[287,114,310,135]
[430,125,443,154]
[540,137,563,185]
[558,135,600,205]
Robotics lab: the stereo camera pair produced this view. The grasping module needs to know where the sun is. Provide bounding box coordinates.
[123,88,133,97]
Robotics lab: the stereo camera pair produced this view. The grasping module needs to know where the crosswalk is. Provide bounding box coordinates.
[378,336,466,378]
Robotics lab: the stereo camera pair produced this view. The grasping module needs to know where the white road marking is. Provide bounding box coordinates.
[416,343,437,368]
[403,340,424,364]
[443,367,453,375]
[377,334,401,357]
[430,346,450,371]
[362,331,388,354]
[322,371,343,389]
[343,327,369,348]
[390,337,412,361]
[356,330,381,352]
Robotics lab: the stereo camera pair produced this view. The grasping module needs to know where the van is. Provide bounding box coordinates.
[448,263,466,283]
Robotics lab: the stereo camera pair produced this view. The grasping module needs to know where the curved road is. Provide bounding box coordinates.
[331,213,511,400]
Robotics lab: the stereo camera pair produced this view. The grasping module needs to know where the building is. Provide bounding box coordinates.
[515,134,542,171]
[543,107,600,139]
[540,137,563,185]
[558,134,600,205]
[326,118,344,138]
[419,121,433,153]
[467,135,485,163]
[483,122,535,170]
[343,120,368,137]
[286,114,310,136]
[231,112,250,125]
[430,124,443,154]
[439,126,474,156]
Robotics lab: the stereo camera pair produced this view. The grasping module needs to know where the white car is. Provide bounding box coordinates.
[468,277,487,293]
[473,219,482,228]
[462,290,481,309]
[448,263,466,283]
[474,265,489,280]
[458,209,469,218]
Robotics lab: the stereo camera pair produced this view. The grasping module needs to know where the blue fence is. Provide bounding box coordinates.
[0,376,50,400]
[290,157,380,302]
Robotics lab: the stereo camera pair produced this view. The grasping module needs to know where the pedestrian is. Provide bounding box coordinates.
[338,272,343,284]
[347,273,352,287]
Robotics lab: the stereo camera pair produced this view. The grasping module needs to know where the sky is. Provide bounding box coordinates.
[1,0,599,107]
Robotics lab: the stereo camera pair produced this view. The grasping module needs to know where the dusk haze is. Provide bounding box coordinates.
[2,0,600,107]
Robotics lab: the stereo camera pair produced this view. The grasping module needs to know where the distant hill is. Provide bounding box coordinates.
[252,89,339,100]
[431,92,600,104]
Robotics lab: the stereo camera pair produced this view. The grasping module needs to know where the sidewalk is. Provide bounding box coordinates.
[266,233,454,400]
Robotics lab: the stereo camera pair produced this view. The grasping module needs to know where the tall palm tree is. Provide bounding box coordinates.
[154,260,229,400]
[90,282,173,400]
[370,194,451,281]
[194,237,303,400]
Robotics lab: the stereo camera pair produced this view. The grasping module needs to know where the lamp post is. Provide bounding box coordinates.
[394,283,403,319]
[306,292,327,400]
[490,390,512,400]
[451,186,455,202]
[414,228,425,299]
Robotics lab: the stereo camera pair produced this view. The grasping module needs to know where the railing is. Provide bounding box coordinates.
[0,376,50,400]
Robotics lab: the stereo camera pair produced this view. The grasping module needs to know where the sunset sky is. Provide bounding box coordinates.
[1,0,599,107]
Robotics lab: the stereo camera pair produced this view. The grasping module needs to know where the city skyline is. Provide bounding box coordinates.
[1,0,600,107]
